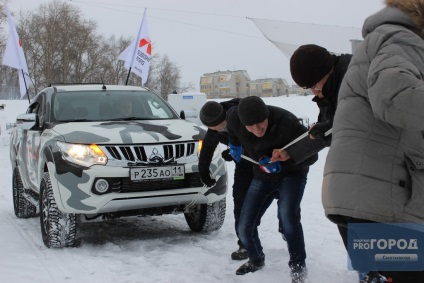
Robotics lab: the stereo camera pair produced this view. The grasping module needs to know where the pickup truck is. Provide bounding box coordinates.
[10,84,227,248]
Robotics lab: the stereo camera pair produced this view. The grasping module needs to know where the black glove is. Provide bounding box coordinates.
[199,170,216,187]
[221,149,233,162]
[308,121,331,141]
[359,271,388,283]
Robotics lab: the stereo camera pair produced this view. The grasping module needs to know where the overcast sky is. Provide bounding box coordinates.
[7,0,385,90]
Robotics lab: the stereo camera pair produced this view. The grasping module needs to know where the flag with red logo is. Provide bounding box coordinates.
[2,3,32,99]
[118,9,151,85]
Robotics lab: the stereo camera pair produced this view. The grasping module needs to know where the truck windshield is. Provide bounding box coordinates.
[52,90,178,122]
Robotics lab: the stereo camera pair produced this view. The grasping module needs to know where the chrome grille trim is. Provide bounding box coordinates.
[102,142,197,162]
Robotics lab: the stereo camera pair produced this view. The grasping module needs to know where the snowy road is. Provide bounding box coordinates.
[0,96,359,283]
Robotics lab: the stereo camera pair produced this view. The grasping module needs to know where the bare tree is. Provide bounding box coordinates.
[99,35,136,85]
[179,81,195,94]
[1,0,195,98]
[0,2,6,46]
[16,0,106,93]
[0,2,21,99]
[145,54,193,99]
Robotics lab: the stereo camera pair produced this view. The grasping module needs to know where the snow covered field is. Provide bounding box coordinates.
[0,96,359,283]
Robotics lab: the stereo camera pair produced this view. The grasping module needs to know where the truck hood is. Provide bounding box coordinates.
[52,119,206,144]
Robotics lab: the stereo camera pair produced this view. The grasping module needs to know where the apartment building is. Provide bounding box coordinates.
[200,70,251,99]
[200,70,291,98]
[249,78,289,97]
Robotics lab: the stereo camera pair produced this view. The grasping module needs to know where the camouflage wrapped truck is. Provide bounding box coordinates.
[9,84,227,248]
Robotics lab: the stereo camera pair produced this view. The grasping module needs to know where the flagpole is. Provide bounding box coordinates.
[125,67,132,85]
[21,69,30,103]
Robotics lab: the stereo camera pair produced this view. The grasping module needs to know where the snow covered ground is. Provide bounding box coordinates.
[0,96,359,283]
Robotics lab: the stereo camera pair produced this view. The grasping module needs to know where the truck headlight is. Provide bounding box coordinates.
[56,141,107,167]
[197,139,203,155]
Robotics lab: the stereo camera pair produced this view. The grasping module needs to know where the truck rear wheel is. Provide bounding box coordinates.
[40,172,77,248]
[12,168,37,218]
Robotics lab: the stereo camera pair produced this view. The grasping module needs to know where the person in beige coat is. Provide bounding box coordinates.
[322,0,424,282]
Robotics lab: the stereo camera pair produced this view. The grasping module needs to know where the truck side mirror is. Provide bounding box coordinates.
[16,113,38,130]
[180,110,186,120]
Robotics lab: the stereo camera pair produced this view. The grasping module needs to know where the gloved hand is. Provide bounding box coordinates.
[229,143,242,163]
[259,156,281,173]
[308,121,332,141]
[221,148,234,162]
[199,170,216,187]
[359,271,388,283]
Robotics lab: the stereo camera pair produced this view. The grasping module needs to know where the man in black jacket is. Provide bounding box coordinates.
[291,44,352,144]
[198,99,253,261]
[227,96,318,283]
[273,44,354,256]
[274,44,352,164]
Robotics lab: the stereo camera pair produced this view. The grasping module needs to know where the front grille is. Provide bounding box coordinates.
[104,145,147,161]
[120,172,202,193]
[103,142,196,162]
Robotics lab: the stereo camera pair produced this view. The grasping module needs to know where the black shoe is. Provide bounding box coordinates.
[236,260,265,275]
[291,266,307,283]
[359,271,388,283]
[231,247,248,260]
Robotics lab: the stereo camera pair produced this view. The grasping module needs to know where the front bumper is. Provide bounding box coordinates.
[48,158,227,214]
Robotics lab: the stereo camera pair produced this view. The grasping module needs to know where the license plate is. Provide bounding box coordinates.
[130,165,185,181]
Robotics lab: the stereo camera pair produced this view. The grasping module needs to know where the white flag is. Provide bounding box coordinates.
[2,3,32,99]
[118,9,151,85]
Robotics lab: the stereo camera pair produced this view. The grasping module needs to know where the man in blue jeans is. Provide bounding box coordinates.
[226,96,317,283]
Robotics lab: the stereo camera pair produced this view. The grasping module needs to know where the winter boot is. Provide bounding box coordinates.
[291,266,307,283]
[235,259,265,275]
[359,271,388,283]
[231,247,248,260]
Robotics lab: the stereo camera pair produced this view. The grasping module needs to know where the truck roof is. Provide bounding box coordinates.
[49,84,148,92]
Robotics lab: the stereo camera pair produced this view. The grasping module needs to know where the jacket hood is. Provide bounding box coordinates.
[386,0,424,36]
[52,119,206,144]
[363,0,424,38]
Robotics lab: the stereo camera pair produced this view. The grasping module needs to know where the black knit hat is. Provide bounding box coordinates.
[238,96,269,126]
[199,101,226,127]
[290,44,334,89]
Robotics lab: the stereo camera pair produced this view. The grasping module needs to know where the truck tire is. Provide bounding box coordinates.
[40,172,77,248]
[12,168,37,218]
[184,199,226,232]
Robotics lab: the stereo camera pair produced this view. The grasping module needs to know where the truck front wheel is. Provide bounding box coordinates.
[184,199,226,232]
[39,172,77,248]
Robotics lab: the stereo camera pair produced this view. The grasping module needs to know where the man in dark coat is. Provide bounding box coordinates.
[273,44,352,166]
[198,98,253,261]
[272,45,353,265]
[291,44,352,145]
[227,96,317,283]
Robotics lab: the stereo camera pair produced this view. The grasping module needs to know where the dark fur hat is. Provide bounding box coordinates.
[199,101,226,127]
[238,96,269,126]
[290,44,334,89]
